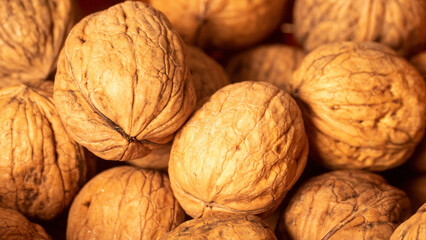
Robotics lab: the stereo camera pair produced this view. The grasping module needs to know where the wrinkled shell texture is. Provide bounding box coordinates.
[187,45,230,100]
[67,166,185,240]
[226,44,305,92]
[54,1,196,161]
[149,0,286,49]
[169,81,308,218]
[390,203,426,240]
[293,0,426,56]
[160,214,277,240]
[0,0,74,87]
[127,143,172,169]
[282,170,411,240]
[0,83,86,220]
[0,207,51,240]
[290,41,426,171]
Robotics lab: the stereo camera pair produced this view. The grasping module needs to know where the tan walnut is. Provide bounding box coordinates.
[0,83,87,221]
[289,41,426,171]
[66,166,185,240]
[293,0,426,56]
[280,170,411,240]
[160,214,277,240]
[169,81,308,218]
[0,0,74,87]
[390,202,426,240]
[53,1,196,161]
[0,207,51,240]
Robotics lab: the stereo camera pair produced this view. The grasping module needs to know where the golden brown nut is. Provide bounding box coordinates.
[148,0,287,50]
[67,166,185,240]
[293,0,426,56]
[281,170,411,240]
[160,214,277,240]
[0,0,74,87]
[411,51,426,80]
[401,175,426,211]
[289,41,426,171]
[226,44,305,92]
[0,83,87,220]
[53,1,196,161]
[0,207,51,240]
[390,202,426,240]
[169,81,308,218]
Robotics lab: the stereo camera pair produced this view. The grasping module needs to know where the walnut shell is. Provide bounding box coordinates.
[290,41,426,171]
[0,207,51,240]
[293,0,426,56]
[226,44,305,92]
[148,0,287,50]
[0,0,74,87]
[0,83,87,220]
[281,170,411,240]
[169,81,308,218]
[390,203,426,240]
[127,143,172,169]
[53,1,196,161]
[66,166,185,240]
[160,214,277,240]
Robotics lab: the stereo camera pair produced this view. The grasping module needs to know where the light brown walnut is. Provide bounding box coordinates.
[390,202,426,240]
[0,207,51,240]
[148,0,287,50]
[281,170,411,240]
[53,1,196,161]
[289,41,426,171]
[293,0,426,56]
[66,166,185,240]
[169,81,308,218]
[0,0,74,87]
[0,83,87,220]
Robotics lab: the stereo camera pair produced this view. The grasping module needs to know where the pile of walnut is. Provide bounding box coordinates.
[0,0,425,239]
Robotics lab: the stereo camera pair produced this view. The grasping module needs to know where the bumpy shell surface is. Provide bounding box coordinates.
[149,0,286,49]
[53,1,196,161]
[390,203,426,240]
[160,214,277,240]
[0,207,51,240]
[226,44,305,92]
[0,83,86,220]
[67,166,185,240]
[281,170,411,240]
[293,0,426,56]
[127,143,172,169]
[169,81,308,218]
[0,0,74,87]
[290,41,426,171]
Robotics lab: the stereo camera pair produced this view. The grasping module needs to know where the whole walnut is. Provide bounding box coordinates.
[148,0,287,50]
[289,41,426,171]
[169,81,308,218]
[280,170,411,240]
[53,1,196,161]
[0,207,51,240]
[0,0,74,87]
[160,214,277,240]
[226,44,305,92]
[390,202,426,240]
[0,83,87,220]
[67,166,185,240]
[293,0,426,56]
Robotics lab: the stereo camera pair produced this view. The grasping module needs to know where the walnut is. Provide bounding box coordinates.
[159,214,277,240]
[66,166,185,240]
[0,207,51,240]
[148,0,287,50]
[289,41,426,171]
[0,82,87,220]
[226,44,305,92]
[0,0,74,87]
[127,143,172,169]
[293,0,426,56]
[280,170,411,240]
[390,203,426,240]
[53,1,196,161]
[169,81,308,218]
